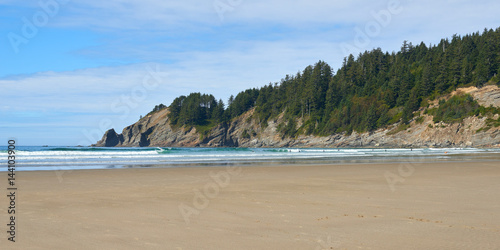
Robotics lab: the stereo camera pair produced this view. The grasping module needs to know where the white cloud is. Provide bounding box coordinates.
[4,0,500,35]
[52,0,216,31]
[2,37,343,112]
[42,0,498,31]
[1,37,346,146]
[2,65,174,119]
[33,0,498,67]
[2,0,499,145]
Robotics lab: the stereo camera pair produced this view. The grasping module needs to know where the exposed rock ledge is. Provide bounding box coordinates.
[94,85,500,148]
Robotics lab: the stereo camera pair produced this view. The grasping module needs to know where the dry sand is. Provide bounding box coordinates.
[2,161,500,249]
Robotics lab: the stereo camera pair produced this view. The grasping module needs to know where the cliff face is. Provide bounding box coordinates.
[94,85,500,148]
[94,108,201,147]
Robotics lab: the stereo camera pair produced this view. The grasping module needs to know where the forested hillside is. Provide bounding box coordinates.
[153,28,500,138]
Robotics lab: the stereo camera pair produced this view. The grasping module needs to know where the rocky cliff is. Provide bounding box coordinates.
[94,85,500,148]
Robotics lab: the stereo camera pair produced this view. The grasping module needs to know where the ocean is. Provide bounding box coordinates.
[2,146,500,171]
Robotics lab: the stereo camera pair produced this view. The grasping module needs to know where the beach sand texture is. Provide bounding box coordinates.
[2,162,500,249]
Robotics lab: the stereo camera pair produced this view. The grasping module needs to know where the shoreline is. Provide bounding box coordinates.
[2,161,500,249]
[10,151,500,172]
[8,146,500,172]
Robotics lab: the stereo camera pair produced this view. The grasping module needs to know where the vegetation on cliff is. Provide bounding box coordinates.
[426,94,481,124]
[148,27,500,137]
[426,94,500,124]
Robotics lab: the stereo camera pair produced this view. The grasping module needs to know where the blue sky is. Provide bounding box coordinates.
[1,0,499,146]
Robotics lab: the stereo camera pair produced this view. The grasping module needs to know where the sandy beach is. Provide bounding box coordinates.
[2,161,500,249]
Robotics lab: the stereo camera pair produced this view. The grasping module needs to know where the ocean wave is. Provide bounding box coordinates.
[48,147,159,152]
[2,147,499,171]
[156,147,253,154]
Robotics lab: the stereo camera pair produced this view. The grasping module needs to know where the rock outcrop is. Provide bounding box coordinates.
[94,85,500,148]
[455,85,500,108]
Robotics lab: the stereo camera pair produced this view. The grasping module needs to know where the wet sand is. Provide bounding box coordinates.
[2,161,500,249]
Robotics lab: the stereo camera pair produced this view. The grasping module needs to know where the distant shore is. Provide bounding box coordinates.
[3,161,500,249]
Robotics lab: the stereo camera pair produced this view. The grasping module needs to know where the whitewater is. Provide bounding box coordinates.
[1,146,500,171]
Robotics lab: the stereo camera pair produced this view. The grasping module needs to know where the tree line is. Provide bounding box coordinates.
[149,27,500,136]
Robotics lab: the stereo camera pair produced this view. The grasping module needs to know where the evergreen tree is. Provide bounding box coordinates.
[151,27,500,137]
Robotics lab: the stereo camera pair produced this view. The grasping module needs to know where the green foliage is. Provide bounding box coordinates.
[486,117,500,127]
[241,129,251,139]
[194,120,218,139]
[253,28,499,135]
[476,127,488,133]
[490,74,500,85]
[477,115,500,133]
[282,118,298,138]
[228,88,259,119]
[147,104,167,116]
[387,110,403,124]
[168,93,221,127]
[427,94,480,123]
[148,27,500,137]
[478,105,500,116]
[415,116,425,124]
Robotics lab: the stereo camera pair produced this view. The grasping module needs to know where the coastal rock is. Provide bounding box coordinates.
[93,108,201,147]
[95,128,123,147]
[457,85,500,108]
[94,85,500,148]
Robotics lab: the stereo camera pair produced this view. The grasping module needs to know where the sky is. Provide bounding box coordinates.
[0,0,499,146]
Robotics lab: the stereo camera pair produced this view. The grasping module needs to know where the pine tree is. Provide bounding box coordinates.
[153,27,500,137]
